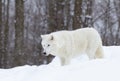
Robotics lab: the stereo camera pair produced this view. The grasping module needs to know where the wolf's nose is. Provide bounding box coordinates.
[43,52,46,55]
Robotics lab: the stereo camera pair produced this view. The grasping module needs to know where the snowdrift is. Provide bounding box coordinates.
[0,46,120,81]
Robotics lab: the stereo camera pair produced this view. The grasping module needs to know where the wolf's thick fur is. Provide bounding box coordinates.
[41,28,104,65]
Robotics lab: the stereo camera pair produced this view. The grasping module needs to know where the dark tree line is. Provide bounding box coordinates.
[0,0,120,68]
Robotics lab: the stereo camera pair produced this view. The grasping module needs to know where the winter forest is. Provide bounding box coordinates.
[0,0,120,68]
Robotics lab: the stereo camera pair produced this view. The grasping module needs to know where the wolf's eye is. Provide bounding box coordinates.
[48,44,50,47]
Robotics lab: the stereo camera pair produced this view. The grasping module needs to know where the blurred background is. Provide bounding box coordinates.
[0,0,120,68]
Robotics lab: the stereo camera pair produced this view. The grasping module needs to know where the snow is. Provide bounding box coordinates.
[0,46,120,81]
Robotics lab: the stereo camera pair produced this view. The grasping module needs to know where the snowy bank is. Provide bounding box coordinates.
[0,46,120,81]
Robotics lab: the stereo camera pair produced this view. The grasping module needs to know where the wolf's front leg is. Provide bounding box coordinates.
[60,57,70,66]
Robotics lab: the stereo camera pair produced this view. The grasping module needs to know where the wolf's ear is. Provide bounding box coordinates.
[41,35,44,39]
[41,35,46,40]
[50,35,54,40]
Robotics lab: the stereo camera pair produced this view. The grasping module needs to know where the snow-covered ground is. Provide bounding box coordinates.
[0,46,120,81]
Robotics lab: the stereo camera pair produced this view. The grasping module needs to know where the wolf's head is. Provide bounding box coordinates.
[41,34,58,56]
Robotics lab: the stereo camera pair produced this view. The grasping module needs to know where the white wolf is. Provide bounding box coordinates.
[41,28,104,66]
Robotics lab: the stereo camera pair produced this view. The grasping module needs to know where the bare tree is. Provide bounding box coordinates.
[48,0,57,32]
[73,0,83,29]
[0,0,3,68]
[64,0,73,30]
[14,0,24,66]
[2,0,10,68]
[83,0,93,27]
[56,0,65,30]
[114,0,120,45]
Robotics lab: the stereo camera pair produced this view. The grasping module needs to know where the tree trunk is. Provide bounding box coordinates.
[0,0,3,68]
[48,0,57,33]
[64,0,70,30]
[114,0,120,45]
[14,0,24,66]
[73,0,83,29]
[3,0,10,68]
[83,0,93,27]
[56,0,64,30]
